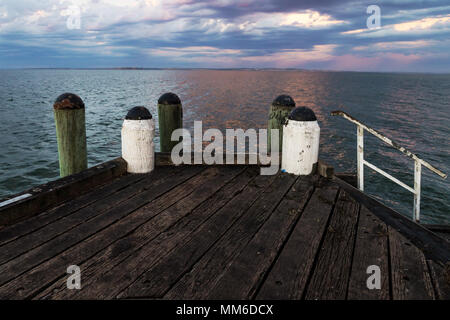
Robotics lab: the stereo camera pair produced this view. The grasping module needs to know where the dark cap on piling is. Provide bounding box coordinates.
[288,106,317,121]
[272,95,295,107]
[125,106,153,120]
[158,92,181,105]
[54,93,85,110]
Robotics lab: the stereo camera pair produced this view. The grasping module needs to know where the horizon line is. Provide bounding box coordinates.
[0,67,449,75]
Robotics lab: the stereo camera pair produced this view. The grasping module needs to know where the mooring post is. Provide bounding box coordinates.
[282,107,320,175]
[268,95,295,153]
[53,93,88,177]
[121,106,155,173]
[157,92,182,152]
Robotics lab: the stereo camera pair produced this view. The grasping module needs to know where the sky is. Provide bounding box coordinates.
[0,0,449,72]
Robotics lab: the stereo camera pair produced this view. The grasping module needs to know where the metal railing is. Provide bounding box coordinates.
[331,110,447,223]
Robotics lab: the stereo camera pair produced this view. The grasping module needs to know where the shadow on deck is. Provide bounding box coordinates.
[0,164,448,300]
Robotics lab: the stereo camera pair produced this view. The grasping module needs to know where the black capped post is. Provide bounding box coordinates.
[125,106,153,120]
[267,95,295,153]
[288,106,317,122]
[53,93,87,177]
[121,106,155,173]
[157,92,182,153]
[282,106,320,175]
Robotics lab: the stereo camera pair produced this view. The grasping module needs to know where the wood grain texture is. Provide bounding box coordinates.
[389,226,435,300]
[257,180,339,300]
[157,103,182,153]
[0,158,127,227]
[334,176,450,265]
[204,175,315,299]
[0,166,204,297]
[117,172,281,299]
[347,206,390,300]
[305,190,360,300]
[0,172,146,247]
[54,108,87,177]
[0,164,447,300]
[317,160,334,178]
[427,261,450,300]
[165,173,300,300]
[35,166,250,300]
[0,166,179,265]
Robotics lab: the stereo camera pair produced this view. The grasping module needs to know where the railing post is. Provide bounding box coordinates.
[357,125,364,191]
[414,160,422,222]
[332,110,447,223]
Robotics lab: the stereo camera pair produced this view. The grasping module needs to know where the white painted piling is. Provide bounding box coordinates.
[121,107,155,173]
[282,107,320,175]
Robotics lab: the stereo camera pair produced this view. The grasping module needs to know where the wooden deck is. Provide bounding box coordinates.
[0,164,448,300]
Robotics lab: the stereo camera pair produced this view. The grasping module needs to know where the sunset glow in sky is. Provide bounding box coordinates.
[0,0,449,72]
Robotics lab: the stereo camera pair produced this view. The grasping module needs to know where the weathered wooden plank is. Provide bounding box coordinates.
[347,206,390,300]
[155,152,274,166]
[389,226,435,300]
[334,173,357,187]
[156,152,331,168]
[423,224,450,234]
[35,166,253,300]
[433,233,450,243]
[305,190,360,300]
[256,181,339,300]
[0,166,218,299]
[165,173,302,300]
[317,160,334,179]
[0,166,244,299]
[0,157,127,227]
[0,166,204,292]
[0,172,147,247]
[0,166,181,265]
[1,160,444,302]
[334,177,450,265]
[202,175,315,299]
[427,261,450,300]
[116,173,282,299]
[423,225,450,243]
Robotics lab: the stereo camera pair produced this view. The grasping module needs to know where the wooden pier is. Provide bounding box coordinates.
[0,156,448,300]
[0,93,448,301]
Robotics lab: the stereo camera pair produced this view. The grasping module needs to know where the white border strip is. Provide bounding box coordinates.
[0,193,32,208]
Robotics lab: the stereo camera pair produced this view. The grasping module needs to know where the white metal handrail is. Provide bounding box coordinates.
[331,110,447,223]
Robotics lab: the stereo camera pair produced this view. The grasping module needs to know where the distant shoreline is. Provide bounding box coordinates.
[0,68,449,75]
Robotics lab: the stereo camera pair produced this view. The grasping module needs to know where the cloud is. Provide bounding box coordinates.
[0,0,183,34]
[393,14,450,31]
[146,44,338,68]
[240,45,338,67]
[198,10,347,36]
[342,14,450,37]
[352,40,436,51]
[280,11,347,28]
[0,1,347,37]
[144,42,439,72]
[0,0,449,72]
[328,52,423,71]
[147,46,242,58]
